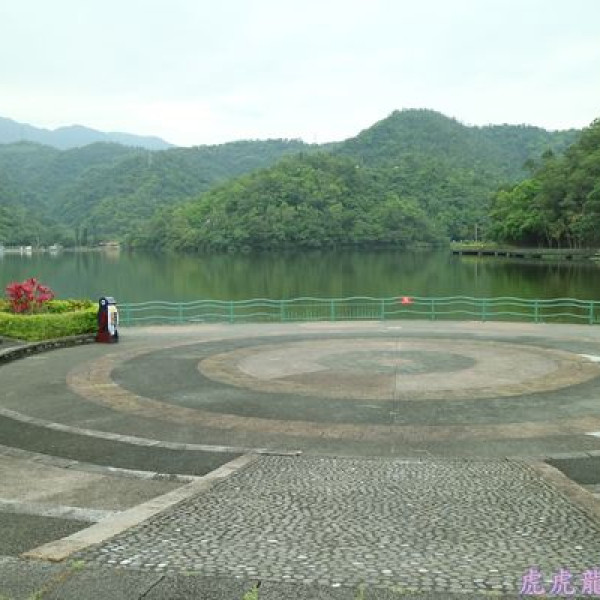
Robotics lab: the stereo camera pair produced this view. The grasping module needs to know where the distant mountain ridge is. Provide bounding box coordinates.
[0,137,313,246]
[0,108,585,249]
[335,109,578,181]
[0,116,173,150]
[133,109,582,251]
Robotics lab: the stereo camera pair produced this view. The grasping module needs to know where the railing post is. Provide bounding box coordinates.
[431,298,435,320]
[590,301,595,325]
[481,298,487,322]
[178,303,184,324]
[229,301,234,324]
[330,299,335,321]
[380,299,385,321]
[534,300,539,324]
[280,301,285,322]
[124,304,131,326]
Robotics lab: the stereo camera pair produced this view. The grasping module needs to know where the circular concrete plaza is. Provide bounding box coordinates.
[3,320,600,458]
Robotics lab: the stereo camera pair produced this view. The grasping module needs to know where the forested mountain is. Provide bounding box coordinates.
[0,109,584,250]
[0,139,312,245]
[0,142,137,245]
[133,153,441,251]
[133,111,581,252]
[332,110,579,240]
[336,109,577,180]
[0,116,172,150]
[489,118,600,248]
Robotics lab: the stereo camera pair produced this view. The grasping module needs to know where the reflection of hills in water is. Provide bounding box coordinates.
[1,249,599,304]
[0,245,33,255]
[0,244,120,256]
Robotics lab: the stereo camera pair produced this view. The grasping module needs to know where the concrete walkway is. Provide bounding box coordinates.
[3,321,600,457]
[2,321,600,598]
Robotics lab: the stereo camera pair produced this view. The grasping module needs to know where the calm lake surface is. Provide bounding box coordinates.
[1,250,599,303]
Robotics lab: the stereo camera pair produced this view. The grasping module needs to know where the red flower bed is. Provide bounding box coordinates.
[5,277,55,314]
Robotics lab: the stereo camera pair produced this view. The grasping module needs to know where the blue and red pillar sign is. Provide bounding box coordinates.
[96,296,119,343]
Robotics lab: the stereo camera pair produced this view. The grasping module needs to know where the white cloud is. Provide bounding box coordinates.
[0,0,598,145]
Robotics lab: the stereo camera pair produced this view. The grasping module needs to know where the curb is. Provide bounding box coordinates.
[22,453,260,562]
[0,334,96,364]
[0,443,201,483]
[526,459,600,523]
[0,407,275,455]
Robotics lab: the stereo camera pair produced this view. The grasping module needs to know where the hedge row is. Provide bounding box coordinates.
[0,298,93,313]
[0,307,97,341]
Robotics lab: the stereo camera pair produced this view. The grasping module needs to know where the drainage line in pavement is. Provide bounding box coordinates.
[138,574,166,599]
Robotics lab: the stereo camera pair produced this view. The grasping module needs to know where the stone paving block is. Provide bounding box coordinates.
[77,455,600,596]
[5,324,600,460]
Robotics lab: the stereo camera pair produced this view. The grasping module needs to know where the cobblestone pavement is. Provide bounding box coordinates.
[78,455,600,595]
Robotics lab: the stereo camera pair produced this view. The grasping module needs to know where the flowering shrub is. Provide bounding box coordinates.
[5,277,55,314]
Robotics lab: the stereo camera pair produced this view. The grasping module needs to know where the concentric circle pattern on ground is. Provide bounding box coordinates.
[198,337,597,400]
[3,322,600,457]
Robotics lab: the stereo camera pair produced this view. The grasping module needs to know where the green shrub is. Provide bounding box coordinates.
[0,307,96,341]
[45,299,94,314]
[0,298,93,315]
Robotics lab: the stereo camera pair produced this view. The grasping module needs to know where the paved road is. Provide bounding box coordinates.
[2,321,600,598]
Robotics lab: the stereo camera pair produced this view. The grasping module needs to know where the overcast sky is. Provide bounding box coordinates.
[1,0,599,146]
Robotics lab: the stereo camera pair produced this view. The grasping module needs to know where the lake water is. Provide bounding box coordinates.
[1,249,599,303]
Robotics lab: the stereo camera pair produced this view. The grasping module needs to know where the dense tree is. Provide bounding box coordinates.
[133,153,454,251]
[0,109,584,249]
[489,118,600,248]
[335,109,578,241]
[0,139,312,245]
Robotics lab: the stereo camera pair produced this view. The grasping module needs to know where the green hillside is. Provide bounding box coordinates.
[333,109,578,240]
[489,118,600,247]
[336,109,577,179]
[133,153,441,251]
[139,109,578,251]
[0,139,311,245]
[0,109,583,249]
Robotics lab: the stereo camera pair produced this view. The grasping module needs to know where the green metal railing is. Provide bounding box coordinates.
[118,296,599,326]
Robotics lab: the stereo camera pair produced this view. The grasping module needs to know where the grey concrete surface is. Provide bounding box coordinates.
[0,455,183,509]
[2,322,600,461]
[547,455,600,485]
[0,416,241,475]
[0,557,528,600]
[0,556,66,600]
[23,454,256,563]
[0,513,88,557]
[2,322,600,599]
[0,336,24,350]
